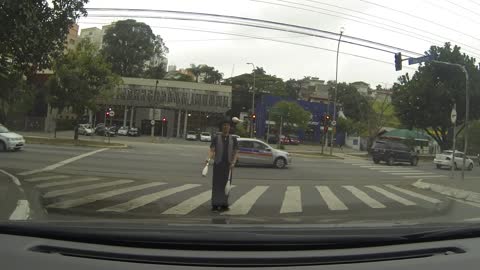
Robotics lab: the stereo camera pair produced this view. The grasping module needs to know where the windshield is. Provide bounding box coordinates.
[0,126,9,133]
[2,0,480,247]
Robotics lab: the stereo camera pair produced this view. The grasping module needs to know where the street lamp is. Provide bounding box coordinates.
[247,62,256,138]
[330,27,345,155]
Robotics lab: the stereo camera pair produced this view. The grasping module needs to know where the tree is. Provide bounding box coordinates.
[0,0,88,122]
[270,101,311,133]
[391,43,480,150]
[47,39,121,139]
[186,64,203,83]
[102,19,168,77]
[226,67,286,114]
[285,77,312,99]
[0,0,88,78]
[144,62,167,80]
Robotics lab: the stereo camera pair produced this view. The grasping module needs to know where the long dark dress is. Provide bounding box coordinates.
[210,134,238,208]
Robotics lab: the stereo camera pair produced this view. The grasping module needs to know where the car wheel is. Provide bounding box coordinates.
[387,156,395,166]
[373,158,380,164]
[0,141,6,152]
[468,163,474,171]
[411,157,418,166]
[436,164,441,169]
[274,157,287,169]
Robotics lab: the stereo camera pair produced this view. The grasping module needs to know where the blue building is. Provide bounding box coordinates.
[254,95,345,145]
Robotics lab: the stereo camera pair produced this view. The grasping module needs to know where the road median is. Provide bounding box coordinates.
[24,136,127,149]
[412,179,480,204]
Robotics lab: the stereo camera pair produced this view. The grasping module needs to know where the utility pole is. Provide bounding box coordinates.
[451,104,457,179]
[330,27,344,155]
[247,62,256,138]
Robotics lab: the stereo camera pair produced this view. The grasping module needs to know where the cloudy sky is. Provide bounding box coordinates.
[77,0,480,88]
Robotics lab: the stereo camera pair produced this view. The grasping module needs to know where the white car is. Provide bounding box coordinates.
[186,131,197,140]
[237,138,292,169]
[434,150,474,170]
[200,132,212,142]
[78,124,94,136]
[117,126,129,136]
[0,124,25,152]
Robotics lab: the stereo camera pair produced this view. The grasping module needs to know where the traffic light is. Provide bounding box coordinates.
[252,114,256,122]
[162,117,167,123]
[105,111,110,118]
[325,114,331,124]
[394,52,402,71]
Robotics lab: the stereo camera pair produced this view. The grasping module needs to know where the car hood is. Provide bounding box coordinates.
[274,149,290,156]
[0,132,24,139]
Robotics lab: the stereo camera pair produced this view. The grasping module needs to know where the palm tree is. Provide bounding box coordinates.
[186,64,202,82]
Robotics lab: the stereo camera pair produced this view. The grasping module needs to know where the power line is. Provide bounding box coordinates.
[359,0,480,43]
[79,20,416,70]
[424,0,480,25]
[443,0,480,17]
[86,8,423,57]
[300,0,480,56]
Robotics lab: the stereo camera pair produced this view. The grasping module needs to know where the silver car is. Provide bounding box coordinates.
[236,138,292,169]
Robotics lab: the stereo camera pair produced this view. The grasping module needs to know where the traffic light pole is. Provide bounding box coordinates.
[330,29,344,155]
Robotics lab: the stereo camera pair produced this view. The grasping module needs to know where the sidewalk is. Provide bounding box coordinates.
[412,175,480,204]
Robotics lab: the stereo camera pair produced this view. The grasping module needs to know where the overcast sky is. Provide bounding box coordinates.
[77,0,480,88]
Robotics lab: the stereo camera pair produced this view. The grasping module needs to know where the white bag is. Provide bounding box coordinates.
[224,170,232,195]
[201,164,209,177]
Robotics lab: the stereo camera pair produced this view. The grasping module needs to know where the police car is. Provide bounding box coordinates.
[0,124,25,151]
[236,138,291,169]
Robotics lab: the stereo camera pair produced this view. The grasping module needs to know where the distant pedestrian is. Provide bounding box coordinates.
[206,117,239,212]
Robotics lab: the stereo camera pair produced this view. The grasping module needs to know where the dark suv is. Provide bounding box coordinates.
[371,140,418,166]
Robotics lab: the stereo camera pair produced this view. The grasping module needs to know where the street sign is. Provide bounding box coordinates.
[331,120,337,127]
[150,120,155,125]
[451,108,457,124]
[109,110,115,117]
[408,55,434,65]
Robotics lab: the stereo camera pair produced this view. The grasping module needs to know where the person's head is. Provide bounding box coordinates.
[219,116,232,135]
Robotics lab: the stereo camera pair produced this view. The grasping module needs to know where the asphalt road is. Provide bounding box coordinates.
[1,142,480,224]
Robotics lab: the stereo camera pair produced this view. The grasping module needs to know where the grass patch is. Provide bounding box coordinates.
[25,137,126,148]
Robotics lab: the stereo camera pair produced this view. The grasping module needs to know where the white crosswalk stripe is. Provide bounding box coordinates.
[316,186,348,210]
[98,184,200,213]
[343,186,386,209]
[280,186,302,213]
[162,190,212,215]
[43,180,133,199]
[403,175,445,178]
[36,177,101,188]
[46,182,166,209]
[24,175,69,182]
[223,186,269,215]
[384,185,441,204]
[366,185,416,206]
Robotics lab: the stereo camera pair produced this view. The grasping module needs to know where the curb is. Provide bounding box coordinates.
[412,179,480,204]
[24,137,128,149]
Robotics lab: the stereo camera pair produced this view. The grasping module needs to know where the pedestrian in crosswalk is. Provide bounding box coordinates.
[206,117,239,212]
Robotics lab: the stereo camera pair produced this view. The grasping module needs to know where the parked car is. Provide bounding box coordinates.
[186,131,197,140]
[237,138,292,169]
[78,124,94,136]
[127,127,139,137]
[434,150,474,170]
[267,135,289,144]
[0,124,25,151]
[200,132,212,142]
[371,140,418,166]
[95,126,116,137]
[117,126,129,136]
[287,134,301,145]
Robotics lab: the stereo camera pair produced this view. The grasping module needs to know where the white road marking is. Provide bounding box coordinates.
[0,169,21,186]
[18,148,109,176]
[9,200,30,220]
[378,170,423,173]
[162,190,212,215]
[98,184,200,212]
[343,186,386,209]
[280,186,302,213]
[36,177,101,188]
[24,175,69,182]
[316,186,348,210]
[385,184,441,204]
[223,186,269,215]
[403,175,445,178]
[360,165,387,168]
[47,182,166,209]
[43,180,132,198]
[391,172,436,175]
[366,185,416,206]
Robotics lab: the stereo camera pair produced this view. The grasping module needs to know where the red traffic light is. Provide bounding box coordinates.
[252,114,256,119]
[162,117,167,122]
[105,111,110,117]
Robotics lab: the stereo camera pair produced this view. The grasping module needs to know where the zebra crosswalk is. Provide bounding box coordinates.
[340,159,447,179]
[19,173,455,217]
